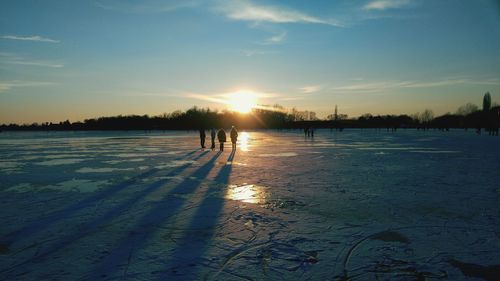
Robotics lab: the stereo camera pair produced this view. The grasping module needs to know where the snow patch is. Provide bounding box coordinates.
[35,158,86,166]
[76,167,134,173]
[258,152,297,157]
[104,158,145,164]
[155,160,196,169]
[6,179,109,193]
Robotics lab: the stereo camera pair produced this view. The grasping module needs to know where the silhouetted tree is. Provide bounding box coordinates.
[456,103,478,116]
[483,92,491,111]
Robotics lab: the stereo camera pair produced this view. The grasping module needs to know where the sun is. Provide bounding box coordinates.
[228,90,258,113]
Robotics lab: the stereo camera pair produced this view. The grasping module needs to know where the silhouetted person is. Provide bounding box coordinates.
[199,128,206,149]
[230,126,238,150]
[310,127,314,137]
[304,128,308,137]
[210,128,216,150]
[217,128,226,151]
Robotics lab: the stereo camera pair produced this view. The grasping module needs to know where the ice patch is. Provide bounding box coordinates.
[6,179,109,193]
[76,167,134,173]
[5,183,33,193]
[357,147,429,151]
[0,161,21,169]
[409,150,460,153]
[142,175,184,183]
[35,158,85,166]
[258,152,297,157]
[155,160,196,169]
[112,153,152,158]
[134,147,162,152]
[42,154,88,159]
[47,179,110,193]
[104,158,145,164]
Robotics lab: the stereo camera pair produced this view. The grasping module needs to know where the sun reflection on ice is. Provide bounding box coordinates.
[239,132,250,152]
[226,184,266,204]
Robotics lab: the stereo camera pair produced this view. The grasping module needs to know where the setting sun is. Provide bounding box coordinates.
[228,90,258,113]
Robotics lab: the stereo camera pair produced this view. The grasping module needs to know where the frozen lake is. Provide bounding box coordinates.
[0,129,499,280]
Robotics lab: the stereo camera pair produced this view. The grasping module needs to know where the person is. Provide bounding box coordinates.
[310,127,314,137]
[217,128,226,151]
[304,127,308,137]
[210,128,216,151]
[230,126,238,150]
[199,127,206,149]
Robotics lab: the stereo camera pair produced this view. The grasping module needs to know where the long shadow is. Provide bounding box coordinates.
[157,149,235,280]
[0,150,211,275]
[86,151,223,280]
[1,150,199,246]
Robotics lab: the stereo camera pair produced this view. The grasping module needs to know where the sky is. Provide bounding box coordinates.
[1,0,500,124]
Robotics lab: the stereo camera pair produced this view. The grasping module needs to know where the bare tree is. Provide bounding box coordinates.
[456,103,478,116]
[419,109,434,124]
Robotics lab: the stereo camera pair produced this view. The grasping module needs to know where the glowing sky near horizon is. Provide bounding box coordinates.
[1,0,499,124]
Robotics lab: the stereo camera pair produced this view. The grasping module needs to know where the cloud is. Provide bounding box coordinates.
[8,60,64,68]
[186,89,281,105]
[0,53,64,68]
[0,81,55,93]
[262,31,287,44]
[331,78,500,93]
[363,0,413,11]
[0,35,59,43]
[241,49,276,56]
[300,85,322,94]
[217,0,342,26]
[331,81,412,93]
[95,0,199,13]
[281,96,305,101]
[402,79,467,88]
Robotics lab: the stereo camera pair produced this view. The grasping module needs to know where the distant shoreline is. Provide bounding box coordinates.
[1,104,499,132]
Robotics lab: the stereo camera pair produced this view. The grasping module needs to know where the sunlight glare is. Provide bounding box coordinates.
[239,132,250,151]
[228,90,257,113]
[226,184,266,204]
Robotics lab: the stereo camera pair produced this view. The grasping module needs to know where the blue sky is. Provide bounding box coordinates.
[1,0,499,123]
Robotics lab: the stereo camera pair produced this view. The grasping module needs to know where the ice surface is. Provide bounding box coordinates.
[0,130,499,280]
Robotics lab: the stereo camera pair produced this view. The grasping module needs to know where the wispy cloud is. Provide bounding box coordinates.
[331,78,500,93]
[363,0,413,11]
[261,31,287,45]
[241,49,276,57]
[1,35,59,43]
[331,81,412,93]
[8,60,64,68]
[186,89,280,106]
[217,0,342,26]
[0,80,55,93]
[281,96,305,101]
[402,79,467,88]
[0,52,64,68]
[95,0,199,13]
[300,85,322,94]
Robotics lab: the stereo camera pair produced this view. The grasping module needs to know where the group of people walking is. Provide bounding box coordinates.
[199,126,238,151]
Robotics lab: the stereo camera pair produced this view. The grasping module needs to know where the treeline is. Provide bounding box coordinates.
[1,105,499,132]
[0,107,293,131]
[1,94,499,132]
